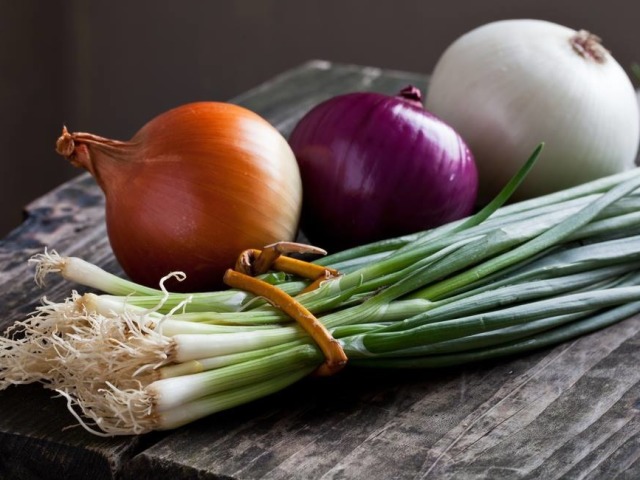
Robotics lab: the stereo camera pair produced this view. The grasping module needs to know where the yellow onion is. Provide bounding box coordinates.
[56,102,302,291]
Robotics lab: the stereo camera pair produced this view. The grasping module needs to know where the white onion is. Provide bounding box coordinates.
[425,19,640,201]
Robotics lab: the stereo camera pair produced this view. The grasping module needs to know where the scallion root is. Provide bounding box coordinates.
[55,382,155,436]
[0,294,85,388]
[29,249,66,287]
[0,293,171,433]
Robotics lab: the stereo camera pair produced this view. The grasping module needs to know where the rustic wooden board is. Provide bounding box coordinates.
[1,61,639,479]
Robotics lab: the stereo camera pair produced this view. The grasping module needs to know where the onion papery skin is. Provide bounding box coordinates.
[288,88,478,252]
[425,19,640,202]
[58,102,302,292]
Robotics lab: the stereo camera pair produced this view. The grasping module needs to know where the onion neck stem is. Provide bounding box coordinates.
[570,30,608,64]
[55,126,138,181]
[397,85,424,107]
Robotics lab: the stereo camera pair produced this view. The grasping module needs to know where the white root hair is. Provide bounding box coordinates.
[29,248,66,287]
[0,293,87,389]
[56,382,156,436]
[139,271,193,331]
[45,308,171,434]
[1,292,175,434]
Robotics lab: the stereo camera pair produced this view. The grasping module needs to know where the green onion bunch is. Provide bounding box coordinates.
[2,146,640,435]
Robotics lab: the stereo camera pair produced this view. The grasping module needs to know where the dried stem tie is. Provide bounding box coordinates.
[227,242,346,376]
[235,242,340,285]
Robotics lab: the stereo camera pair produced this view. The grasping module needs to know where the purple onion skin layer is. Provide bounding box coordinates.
[288,87,478,252]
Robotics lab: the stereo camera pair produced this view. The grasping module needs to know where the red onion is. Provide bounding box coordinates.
[288,86,478,251]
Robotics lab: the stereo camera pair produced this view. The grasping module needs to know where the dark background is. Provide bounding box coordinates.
[1,0,639,237]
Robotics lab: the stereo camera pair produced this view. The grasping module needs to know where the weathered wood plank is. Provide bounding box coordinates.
[0,385,153,480]
[232,60,428,137]
[0,61,429,479]
[1,60,639,480]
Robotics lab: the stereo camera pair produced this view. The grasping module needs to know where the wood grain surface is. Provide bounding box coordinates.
[0,61,638,479]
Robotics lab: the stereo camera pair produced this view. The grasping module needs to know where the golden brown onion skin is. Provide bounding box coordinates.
[57,102,302,291]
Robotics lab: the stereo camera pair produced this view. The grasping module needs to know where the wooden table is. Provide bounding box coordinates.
[1,61,639,480]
